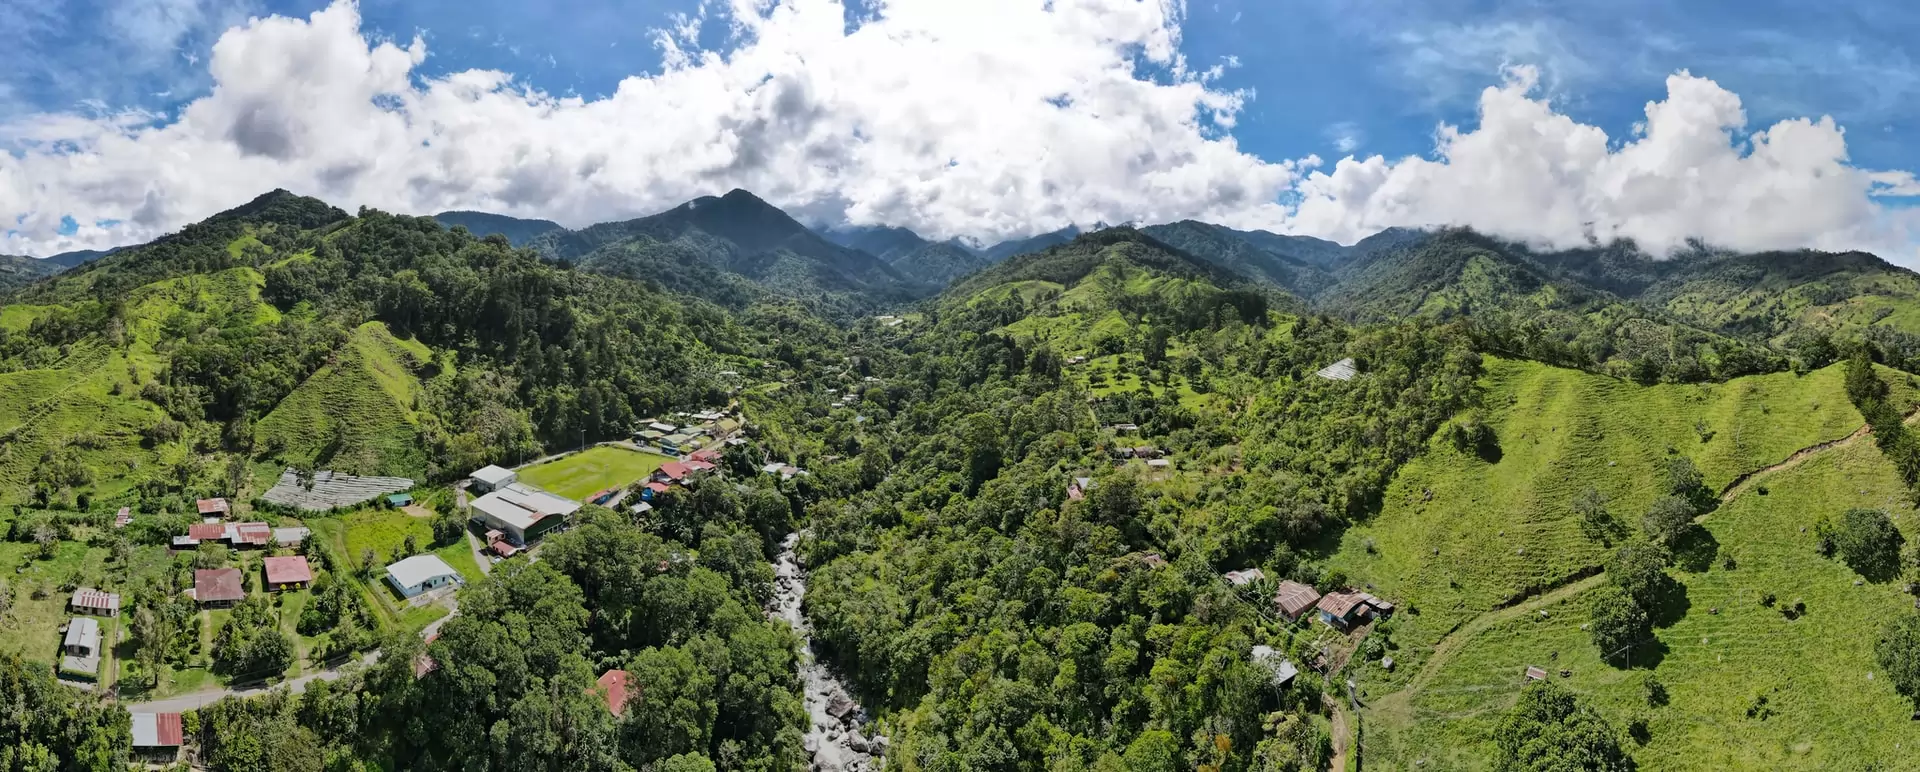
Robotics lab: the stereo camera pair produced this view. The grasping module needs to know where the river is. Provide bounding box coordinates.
[772,532,888,771]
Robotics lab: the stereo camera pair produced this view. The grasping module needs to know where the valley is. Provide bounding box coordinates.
[10,188,1920,771]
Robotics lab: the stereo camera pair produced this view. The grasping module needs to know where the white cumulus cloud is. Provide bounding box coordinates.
[1286,66,1920,259]
[0,0,1300,255]
[1,1,1917,263]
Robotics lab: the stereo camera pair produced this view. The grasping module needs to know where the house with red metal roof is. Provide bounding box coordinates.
[186,523,227,542]
[231,522,272,547]
[194,568,245,608]
[1272,581,1323,622]
[69,588,121,617]
[130,712,184,761]
[595,669,632,715]
[195,498,230,519]
[1315,589,1394,630]
[656,462,691,482]
[263,556,314,591]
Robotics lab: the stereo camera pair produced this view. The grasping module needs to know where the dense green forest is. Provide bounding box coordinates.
[18,189,1920,770]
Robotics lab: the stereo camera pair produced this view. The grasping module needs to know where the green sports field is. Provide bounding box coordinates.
[516,445,668,501]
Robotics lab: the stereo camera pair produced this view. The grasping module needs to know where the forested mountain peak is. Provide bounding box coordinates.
[521,189,916,315]
[431,210,563,247]
[206,188,350,231]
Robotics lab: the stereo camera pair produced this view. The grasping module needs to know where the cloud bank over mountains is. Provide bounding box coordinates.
[1,0,1915,262]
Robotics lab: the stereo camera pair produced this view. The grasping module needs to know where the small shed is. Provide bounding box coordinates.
[69,588,121,617]
[114,507,132,529]
[263,556,315,591]
[1525,666,1549,681]
[1224,568,1266,587]
[273,527,311,546]
[387,492,414,507]
[195,498,231,519]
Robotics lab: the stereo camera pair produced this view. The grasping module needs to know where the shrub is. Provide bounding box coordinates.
[1823,508,1905,582]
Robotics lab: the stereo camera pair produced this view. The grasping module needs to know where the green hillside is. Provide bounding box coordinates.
[1324,358,1900,665]
[1316,229,1785,382]
[0,189,823,510]
[1142,220,1338,297]
[0,254,64,292]
[254,321,433,478]
[1363,439,1920,770]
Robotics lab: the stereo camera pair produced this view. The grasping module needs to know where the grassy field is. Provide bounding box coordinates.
[1363,439,1920,770]
[1326,358,1908,688]
[255,321,433,478]
[517,445,667,501]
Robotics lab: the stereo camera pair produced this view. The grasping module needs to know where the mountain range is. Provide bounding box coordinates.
[16,187,1920,377]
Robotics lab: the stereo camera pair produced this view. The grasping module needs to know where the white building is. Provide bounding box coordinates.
[61,617,101,675]
[385,555,465,598]
[470,483,582,545]
[470,465,517,493]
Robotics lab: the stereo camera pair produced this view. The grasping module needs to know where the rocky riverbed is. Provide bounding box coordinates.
[772,532,889,771]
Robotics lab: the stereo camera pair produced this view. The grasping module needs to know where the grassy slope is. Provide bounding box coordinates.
[1327,358,1902,679]
[516,445,667,501]
[0,266,278,503]
[1365,440,1920,770]
[255,321,432,478]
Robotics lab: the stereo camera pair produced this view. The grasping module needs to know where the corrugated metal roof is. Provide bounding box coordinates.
[264,556,313,585]
[386,555,461,590]
[64,617,100,650]
[195,569,245,602]
[71,588,120,613]
[1314,358,1358,381]
[131,712,184,746]
[470,465,516,486]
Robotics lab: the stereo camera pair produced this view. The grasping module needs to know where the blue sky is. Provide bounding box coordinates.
[4,0,1920,259]
[11,0,1918,171]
